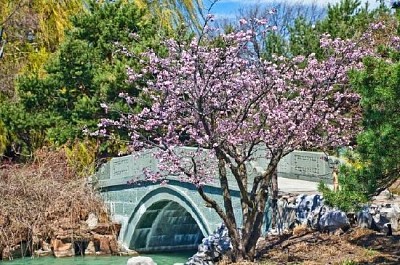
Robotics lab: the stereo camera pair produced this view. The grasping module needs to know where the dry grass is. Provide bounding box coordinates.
[0,148,108,257]
[257,228,400,265]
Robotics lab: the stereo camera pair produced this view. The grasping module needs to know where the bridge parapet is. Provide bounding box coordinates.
[96,148,335,189]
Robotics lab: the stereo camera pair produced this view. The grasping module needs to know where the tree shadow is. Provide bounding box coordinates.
[256,231,324,260]
[348,232,400,263]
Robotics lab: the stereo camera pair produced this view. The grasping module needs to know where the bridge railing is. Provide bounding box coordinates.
[95,148,335,189]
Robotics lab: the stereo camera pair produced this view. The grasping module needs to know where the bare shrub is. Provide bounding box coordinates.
[0,148,107,257]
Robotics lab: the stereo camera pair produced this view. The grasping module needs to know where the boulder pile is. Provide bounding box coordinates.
[272,193,400,234]
[186,224,231,265]
[1,213,123,260]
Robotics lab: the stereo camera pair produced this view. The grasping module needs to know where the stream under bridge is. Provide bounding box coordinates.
[95,148,335,252]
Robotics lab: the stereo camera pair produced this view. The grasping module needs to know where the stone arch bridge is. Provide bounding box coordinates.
[95,148,335,252]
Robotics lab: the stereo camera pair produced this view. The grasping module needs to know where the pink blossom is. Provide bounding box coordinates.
[99,19,384,187]
[239,18,247,25]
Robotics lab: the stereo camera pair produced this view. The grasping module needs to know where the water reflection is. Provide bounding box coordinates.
[0,251,194,265]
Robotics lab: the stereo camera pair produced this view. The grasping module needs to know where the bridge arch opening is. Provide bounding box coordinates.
[129,199,205,252]
[123,186,211,252]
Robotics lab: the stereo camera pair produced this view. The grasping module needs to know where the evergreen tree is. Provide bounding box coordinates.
[318,2,400,207]
[0,1,167,158]
[289,0,382,58]
[350,51,400,196]
[0,0,84,158]
[321,37,400,207]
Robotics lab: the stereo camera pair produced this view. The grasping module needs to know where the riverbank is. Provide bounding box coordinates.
[0,149,121,260]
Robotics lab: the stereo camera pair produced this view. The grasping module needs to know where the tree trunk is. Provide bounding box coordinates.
[202,150,280,262]
[229,204,266,261]
[271,169,279,232]
[229,156,280,261]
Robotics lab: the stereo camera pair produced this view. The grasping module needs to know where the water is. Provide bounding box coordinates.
[0,252,193,265]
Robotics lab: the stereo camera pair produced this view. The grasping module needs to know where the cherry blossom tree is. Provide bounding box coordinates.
[99,16,376,260]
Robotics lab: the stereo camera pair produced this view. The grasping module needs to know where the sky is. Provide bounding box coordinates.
[207,0,386,19]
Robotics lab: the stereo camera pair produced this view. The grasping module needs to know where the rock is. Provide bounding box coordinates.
[91,222,121,236]
[356,204,400,232]
[42,241,51,252]
[34,249,52,257]
[91,234,119,254]
[86,213,98,229]
[319,210,350,232]
[266,194,360,234]
[372,212,390,231]
[272,194,353,234]
[347,212,357,226]
[127,256,157,265]
[278,199,297,231]
[267,194,324,232]
[118,249,139,256]
[378,204,400,231]
[308,206,325,230]
[333,228,346,236]
[295,194,323,225]
[109,237,119,253]
[53,248,74,258]
[268,193,400,235]
[186,223,231,265]
[85,241,96,255]
[96,235,111,254]
[51,239,74,258]
[116,242,138,256]
[356,209,375,229]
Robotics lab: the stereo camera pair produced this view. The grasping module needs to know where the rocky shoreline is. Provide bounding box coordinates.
[0,149,140,261]
[0,212,136,260]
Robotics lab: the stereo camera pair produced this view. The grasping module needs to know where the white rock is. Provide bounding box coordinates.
[127,256,157,265]
[86,212,98,229]
[319,210,349,231]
